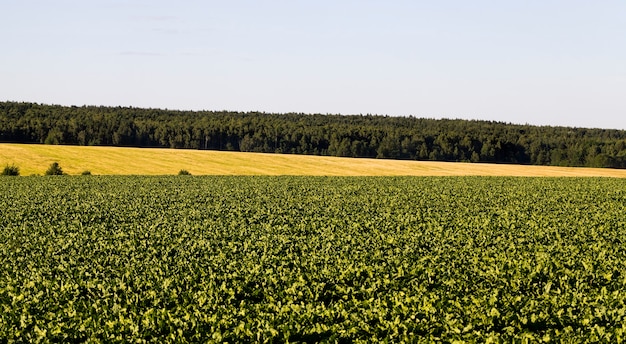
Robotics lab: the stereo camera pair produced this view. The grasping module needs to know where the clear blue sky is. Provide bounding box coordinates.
[2,0,625,129]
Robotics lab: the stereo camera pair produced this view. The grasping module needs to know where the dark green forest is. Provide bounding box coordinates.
[1,101,626,168]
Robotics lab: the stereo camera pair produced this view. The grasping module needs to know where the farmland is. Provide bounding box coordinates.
[3,143,626,177]
[2,176,626,342]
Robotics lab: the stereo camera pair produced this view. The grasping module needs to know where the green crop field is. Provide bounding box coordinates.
[2,176,626,342]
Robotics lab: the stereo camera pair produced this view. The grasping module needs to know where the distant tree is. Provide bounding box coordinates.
[589,154,614,168]
[45,162,65,175]
[81,170,92,175]
[178,169,191,175]
[44,128,64,145]
[1,164,19,176]
[377,135,401,158]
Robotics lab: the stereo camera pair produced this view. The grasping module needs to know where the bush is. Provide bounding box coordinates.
[1,164,20,176]
[178,169,191,175]
[81,170,92,175]
[45,162,65,176]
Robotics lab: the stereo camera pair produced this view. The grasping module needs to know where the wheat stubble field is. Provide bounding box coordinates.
[2,143,626,177]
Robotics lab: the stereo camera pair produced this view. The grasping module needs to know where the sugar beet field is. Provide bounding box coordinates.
[2,176,626,342]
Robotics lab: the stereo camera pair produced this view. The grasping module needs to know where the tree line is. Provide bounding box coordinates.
[1,101,626,168]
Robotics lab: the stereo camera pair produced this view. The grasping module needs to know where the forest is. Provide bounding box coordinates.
[1,101,626,168]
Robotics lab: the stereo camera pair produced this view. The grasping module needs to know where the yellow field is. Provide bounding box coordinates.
[2,143,626,177]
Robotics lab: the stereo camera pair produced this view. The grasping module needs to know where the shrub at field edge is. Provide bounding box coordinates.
[1,164,20,176]
[45,162,65,176]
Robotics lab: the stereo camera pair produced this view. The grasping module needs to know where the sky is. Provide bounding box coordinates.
[1,0,625,130]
